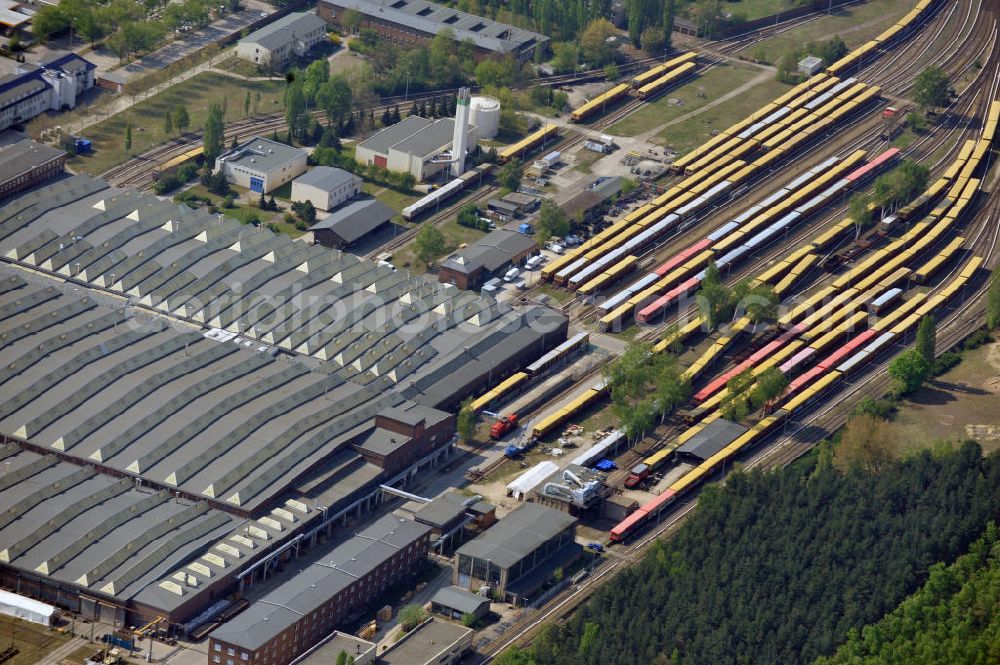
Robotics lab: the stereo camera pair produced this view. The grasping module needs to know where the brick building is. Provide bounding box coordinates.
[0,140,65,200]
[208,515,432,665]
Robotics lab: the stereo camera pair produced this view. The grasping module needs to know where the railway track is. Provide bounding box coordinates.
[473,7,997,660]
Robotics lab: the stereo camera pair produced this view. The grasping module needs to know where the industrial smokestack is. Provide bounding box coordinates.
[451,87,471,177]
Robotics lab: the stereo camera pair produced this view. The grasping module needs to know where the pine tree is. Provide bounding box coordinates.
[392,105,401,123]
[243,90,251,117]
[163,109,173,137]
[429,97,438,118]
[408,102,418,117]
[124,124,132,154]
[382,107,392,126]
[230,135,238,149]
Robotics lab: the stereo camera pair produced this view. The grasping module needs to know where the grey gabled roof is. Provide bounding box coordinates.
[209,515,431,651]
[430,586,489,614]
[239,11,326,51]
[675,418,747,462]
[413,491,469,528]
[312,199,395,243]
[455,503,576,570]
[294,166,359,192]
[440,229,536,275]
[324,0,548,54]
[390,119,462,159]
[356,116,432,156]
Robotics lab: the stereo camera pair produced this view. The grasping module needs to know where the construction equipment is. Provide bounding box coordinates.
[490,414,518,440]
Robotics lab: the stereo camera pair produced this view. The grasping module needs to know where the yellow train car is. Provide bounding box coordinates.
[570,83,632,122]
[498,124,558,163]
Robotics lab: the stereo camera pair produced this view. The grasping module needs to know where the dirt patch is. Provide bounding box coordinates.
[888,342,1000,455]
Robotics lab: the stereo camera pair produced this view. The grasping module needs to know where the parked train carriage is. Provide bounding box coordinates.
[570,83,633,122]
[497,124,559,163]
[636,61,698,100]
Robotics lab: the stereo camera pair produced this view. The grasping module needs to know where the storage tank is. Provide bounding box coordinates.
[469,96,501,139]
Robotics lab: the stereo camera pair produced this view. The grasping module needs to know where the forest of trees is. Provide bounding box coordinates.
[497,442,1000,665]
[818,522,1000,665]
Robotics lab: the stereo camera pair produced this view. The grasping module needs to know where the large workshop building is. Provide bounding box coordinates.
[318,0,548,62]
[0,174,569,637]
[355,116,477,183]
[453,503,577,604]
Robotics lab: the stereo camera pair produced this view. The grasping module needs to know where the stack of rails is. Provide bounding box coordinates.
[467,332,590,413]
[826,0,936,75]
[497,124,559,163]
[570,429,627,467]
[546,74,883,304]
[610,255,983,544]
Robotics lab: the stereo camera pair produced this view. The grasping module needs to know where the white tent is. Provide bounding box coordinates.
[0,590,58,627]
[506,461,559,500]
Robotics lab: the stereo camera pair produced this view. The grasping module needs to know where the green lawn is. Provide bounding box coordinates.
[705,0,811,22]
[609,63,769,137]
[394,216,488,274]
[535,283,574,304]
[656,76,791,154]
[741,0,914,65]
[362,182,420,213]
[0,616,69,665]
[176,184,302,235]
[69,72,287,176]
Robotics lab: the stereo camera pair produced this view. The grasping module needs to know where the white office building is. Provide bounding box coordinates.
[236,12,327,69]
[0,54,95,132]
[214,137,308,194]
[291,166,362,211]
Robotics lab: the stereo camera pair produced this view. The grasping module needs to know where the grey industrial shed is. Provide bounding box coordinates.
[311,199,396,248]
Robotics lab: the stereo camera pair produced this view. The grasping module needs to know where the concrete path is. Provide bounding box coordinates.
[63,47,236,136]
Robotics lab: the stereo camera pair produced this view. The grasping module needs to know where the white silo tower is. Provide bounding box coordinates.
[469,96,501,139]
[451,87,472,177]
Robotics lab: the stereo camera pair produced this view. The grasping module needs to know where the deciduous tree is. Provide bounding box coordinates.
[414,225,446,266]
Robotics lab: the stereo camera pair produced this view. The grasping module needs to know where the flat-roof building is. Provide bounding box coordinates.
[438,228,537,290]
[377,618,472,665]
[454,503,577,603]
[355,116,477,183]
[292,166,362,212]
[209,515,432,665]
[237,12,327,69]
[0,139,65,200]
[311,198,396,249]
[215,137,307,193]
[318,0,547,62]
[292,631,375,665]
